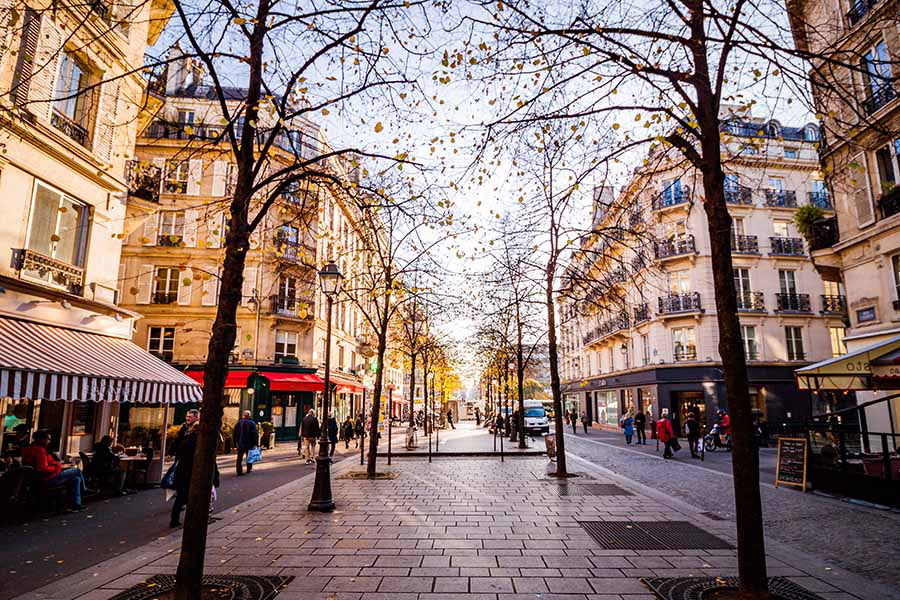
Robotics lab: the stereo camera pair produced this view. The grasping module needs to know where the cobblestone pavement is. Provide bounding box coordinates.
[12,453,896,600]
[395,421,543,455]
[563,431,900,592]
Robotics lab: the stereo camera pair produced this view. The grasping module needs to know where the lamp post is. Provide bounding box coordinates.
[308,260,342,512]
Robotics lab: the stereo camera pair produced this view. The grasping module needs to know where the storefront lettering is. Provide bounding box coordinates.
[844,360,869,372]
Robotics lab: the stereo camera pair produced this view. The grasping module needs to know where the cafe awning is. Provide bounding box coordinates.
[0,317,201,403]
[185,369,253,388]
[795,334,900,391]
[329,375,364,394]
[262,371,323,392]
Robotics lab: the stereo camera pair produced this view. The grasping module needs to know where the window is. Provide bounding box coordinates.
[607,347,615,372]
[892,255,900,301]
[52,51,92,145]
[277,276,297,313]
[785,326,805,360]
[153,267,179,304]
[784,148,799,159]
[158,211,185,246]
[829,327,847,358]
[663,219,687,241]
[773,220,790,237]
[165,161,189,194]
[177,110,195,125]
[862,40,892,97]
[874,140,900,193]
[778,270,797,295]
[733,268,751,295]
[672,327,697,361]
[732,217,745,237]
[148,326,175,362]
[668,270,690,294]
[823,280,843,297]
[641,334,650,365]
[662,179,683,205]
[768,177,784,191]
[741,325,759,360]
[351,351,357,372]
[724,174,739,192]
[339,346,345,371]
[275,330,298,362]
[25,182,90,280]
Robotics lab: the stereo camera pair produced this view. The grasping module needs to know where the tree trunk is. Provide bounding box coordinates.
[366,309,391,477]
[517,328,527,448]
[409,352,417,428]
[546,268,567,476]
[698,114,769,598]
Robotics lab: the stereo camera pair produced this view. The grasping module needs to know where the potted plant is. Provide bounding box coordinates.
[259,421,275,448]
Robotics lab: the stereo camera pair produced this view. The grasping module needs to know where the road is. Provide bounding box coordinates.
[0,438,381,600]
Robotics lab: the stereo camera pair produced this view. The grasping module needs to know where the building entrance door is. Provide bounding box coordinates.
[672,391,706,436]
[271,393,300,441]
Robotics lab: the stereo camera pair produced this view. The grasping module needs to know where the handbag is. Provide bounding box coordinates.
[161,461,177,490]
[246,447,262,465]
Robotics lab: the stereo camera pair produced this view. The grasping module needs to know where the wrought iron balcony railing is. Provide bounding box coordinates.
[674,347,698,361]
[821,295,847,314]
[51,109,89,147]
[846,0,878,25]
[651,186,690,211]
[775,293,812,312]
[737,292,765,311]
[863,82,895,116]
[731,234,759,254]
[770,236,805,256]
[125,159,161,203]
[269,294,313,319]
[808,191,833,210]
[655,235,696,259]
[764,189,798,208]
[633,303,650,323]
[658,292,702,314]
[725,186,753,205]
[809,216,839,251]
[11,248,85,295]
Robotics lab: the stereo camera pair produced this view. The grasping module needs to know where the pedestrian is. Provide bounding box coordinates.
[169,409,199,457]
[622,412,635,445]
[657,408,675,459]
[22,431,89,511]
[170,420,197,527]
[299,409,319,464]
[354,414,364,448]
[342,415,354,449]
[685,411,701,458]
[233,410,259,476]
[581,411,589,434]
[475,406,481,426]
[447,409,455,429]
[634,409,647,445]
[326,411,339,457]
[570,409,578,434]
[494,412,504,434]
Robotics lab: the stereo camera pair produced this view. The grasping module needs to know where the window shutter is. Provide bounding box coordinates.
[117,262,127,303]
[10,9,39,107]
[137,264,153,304]
[151,157,167,198]
[187,159,203,195]
[183,209,198,247]
[26,14,63,123]
[93,80,120,162]
[142,212,158,245]
[212,160,227,196]
[851,153,875,227]
[242,266,257,306]
[177,268,193,305]
[202,267,219,306]
[206,212,224,249]
[0,0,15,73]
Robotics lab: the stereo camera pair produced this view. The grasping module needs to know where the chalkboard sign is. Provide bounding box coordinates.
[775,437,808,491]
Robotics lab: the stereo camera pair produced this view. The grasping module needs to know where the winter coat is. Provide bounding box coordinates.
[634,412,646,429]
[301,414,320,439]
[342,420,354,440]
[233,418,259,450]
[685,418,701,438]
[326,417,339,442]
[354,417,364,437]
[656,418,674,443]
[622,417,634,436]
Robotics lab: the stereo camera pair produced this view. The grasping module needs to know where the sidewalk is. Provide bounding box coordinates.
[12,450,897,600]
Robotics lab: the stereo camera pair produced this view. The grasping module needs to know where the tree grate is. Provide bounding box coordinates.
[107,575,294,600]
[579,521,733,550]
[555,484,632,496]
[641,576,828,600]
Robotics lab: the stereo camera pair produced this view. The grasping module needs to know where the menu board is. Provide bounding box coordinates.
[775,437,808,491]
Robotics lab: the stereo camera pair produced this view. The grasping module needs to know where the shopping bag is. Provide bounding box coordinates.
[161,461,177,490]
[246,447,262,465]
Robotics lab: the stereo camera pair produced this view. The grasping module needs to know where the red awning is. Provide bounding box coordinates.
[263,371,323,392]
[329,375,364,393]
[184,370,252,389]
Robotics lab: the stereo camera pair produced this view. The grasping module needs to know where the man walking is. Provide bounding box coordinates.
[326,411,339,457]
[169,409,199,457]
[580,411,589,434]
[447,409,455,429]
[634,409,647,445]
[475,406,481,426]
[570,409,578,434]
[233,410,259,476]
[685,411,701,459]
[300,409,319,464]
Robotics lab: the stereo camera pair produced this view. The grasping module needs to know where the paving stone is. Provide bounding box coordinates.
[470,577,515,593]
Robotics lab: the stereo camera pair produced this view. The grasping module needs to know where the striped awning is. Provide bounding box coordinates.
[0,317,202,403]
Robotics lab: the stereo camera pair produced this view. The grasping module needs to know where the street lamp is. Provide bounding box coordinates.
[308,260,343,512]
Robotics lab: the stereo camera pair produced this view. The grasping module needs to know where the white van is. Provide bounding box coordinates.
[523,399,550,435]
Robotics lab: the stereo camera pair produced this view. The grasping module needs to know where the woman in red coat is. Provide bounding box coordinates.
[656,409,675,459]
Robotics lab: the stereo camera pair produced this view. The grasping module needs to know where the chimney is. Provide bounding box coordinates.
[591,185,615,227]
[165,45,191,96]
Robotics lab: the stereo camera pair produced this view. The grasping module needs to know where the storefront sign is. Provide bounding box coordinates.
[775,437,808,491]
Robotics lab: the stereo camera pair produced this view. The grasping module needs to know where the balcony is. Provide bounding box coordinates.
[846,0,878,25]
[775,293,812,313]
[51,109,89,147]
[274,239,310,262]
[90,0,110,21]
[764,190,798,208]
[770,236,805,256]
[736,292,765,312]
[809,216,839,251]
[725,186,753,205]
[674,347,698,362]
[631,253,648,272]
[878,187,900,219]
[145,121,226,141]
[633,303,650,323]
[862,83,895,116]
[11,249,85,295]
[808,191,833,210]
[658,292,702,315]
[269,295,313,319]
[604,267,627,287]
[655,235,696,260]
[157,233,183,247]
[821,295,847,314]
[125,160,161,203]
[652,186,690,211]
[731,234,759,254]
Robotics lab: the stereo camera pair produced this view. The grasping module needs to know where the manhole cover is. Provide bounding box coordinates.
[108,575,294,600]
[556,484,632,496]
[642,576,827,599]
[580,521,732,550]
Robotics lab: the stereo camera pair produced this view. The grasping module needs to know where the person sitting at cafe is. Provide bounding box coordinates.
[21,431,89,511]
[91,436,129,495]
